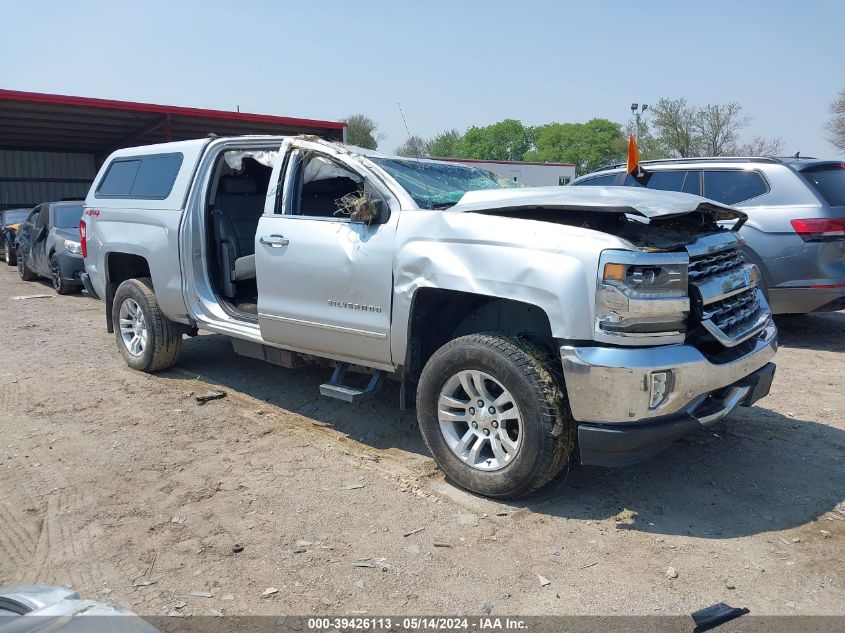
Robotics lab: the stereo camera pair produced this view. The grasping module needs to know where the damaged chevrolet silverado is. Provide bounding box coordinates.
[80,136,778,498]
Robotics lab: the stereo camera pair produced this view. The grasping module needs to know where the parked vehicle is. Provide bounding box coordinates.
[81,137,777,498]
[570,157,845,314]
[1,207,30,266]
[15,201,85,294]
[0,584,159,632]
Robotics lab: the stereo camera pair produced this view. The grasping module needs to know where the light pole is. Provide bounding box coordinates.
[631,103,648,145]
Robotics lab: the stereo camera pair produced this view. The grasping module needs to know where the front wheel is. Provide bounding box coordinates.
[50,254,78,295]
[416,333,575,499]
[112,277,182,372]
[4,239,16,266]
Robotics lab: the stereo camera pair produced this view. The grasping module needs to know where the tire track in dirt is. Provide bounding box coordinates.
[0,503,39,577]
[0,381,21,409]
[24,489,101,591]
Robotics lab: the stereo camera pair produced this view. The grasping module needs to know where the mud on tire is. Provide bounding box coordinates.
[416,333,575,499]
[112,277,182,372]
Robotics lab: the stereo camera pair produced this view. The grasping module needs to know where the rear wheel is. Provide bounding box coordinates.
[4,239,16,266]
[416,333,575,499]
[112,277,182,372]
[17,248,36,281]
[50,254,77,295]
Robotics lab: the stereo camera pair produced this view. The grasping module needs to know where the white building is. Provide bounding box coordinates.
[432,157,577,187]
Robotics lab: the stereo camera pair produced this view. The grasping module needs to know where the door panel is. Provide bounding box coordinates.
[255,148,396,366]
[31,207,49,274]
[18,207,44,273]
[255,215,395,365]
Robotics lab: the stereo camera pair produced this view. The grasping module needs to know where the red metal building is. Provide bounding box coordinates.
[0,89,346,209]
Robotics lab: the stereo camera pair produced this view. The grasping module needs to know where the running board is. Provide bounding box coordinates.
[319,363,384,403]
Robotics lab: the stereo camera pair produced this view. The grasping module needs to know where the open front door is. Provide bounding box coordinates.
[255,146,396,368]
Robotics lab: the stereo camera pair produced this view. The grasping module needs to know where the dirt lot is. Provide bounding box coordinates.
[0,269,843,618]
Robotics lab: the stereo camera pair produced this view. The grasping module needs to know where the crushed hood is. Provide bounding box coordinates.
[449,186,746,223]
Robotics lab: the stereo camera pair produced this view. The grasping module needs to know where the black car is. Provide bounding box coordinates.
[16,201,85,294]
[1,207,32,266]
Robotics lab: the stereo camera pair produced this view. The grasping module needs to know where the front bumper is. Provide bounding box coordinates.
[56,252,85,285]
[560,321,778,467]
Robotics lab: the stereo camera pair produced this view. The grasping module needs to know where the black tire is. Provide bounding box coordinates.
[50,254,77,295]
[4,239,16,266]
[416,333,575,499]
[112,277,182,372]
[17,248,36,281]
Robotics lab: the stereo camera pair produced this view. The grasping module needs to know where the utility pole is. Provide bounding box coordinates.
[630,103,648,144]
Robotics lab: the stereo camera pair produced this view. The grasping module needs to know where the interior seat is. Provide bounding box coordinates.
[211,175,264,298]
[299,177,360,217]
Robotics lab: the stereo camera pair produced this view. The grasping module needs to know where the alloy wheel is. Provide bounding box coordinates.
[118,298,148,357]
[437,369,523,471]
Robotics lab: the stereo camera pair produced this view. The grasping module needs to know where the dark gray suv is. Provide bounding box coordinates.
[571,157,845,314]
[15,201,85,294]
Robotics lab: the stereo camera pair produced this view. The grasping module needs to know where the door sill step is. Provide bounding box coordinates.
[319,362,384,403]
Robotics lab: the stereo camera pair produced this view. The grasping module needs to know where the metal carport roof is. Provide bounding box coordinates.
[0,89,346,155]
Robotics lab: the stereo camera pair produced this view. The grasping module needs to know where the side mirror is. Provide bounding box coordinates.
[335,192,388,225]
[368,198,386,224]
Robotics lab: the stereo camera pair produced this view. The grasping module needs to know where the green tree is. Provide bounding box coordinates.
[526,118,625,175]
[695,102,749,156]
[428,129,463,157]
[459,119,535,161]
[648,98,699,157]
[647,98,780,157]
[394,135,430,157]
[343,114,382,150]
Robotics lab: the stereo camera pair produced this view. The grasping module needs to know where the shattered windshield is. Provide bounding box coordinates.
[371,158,510,209]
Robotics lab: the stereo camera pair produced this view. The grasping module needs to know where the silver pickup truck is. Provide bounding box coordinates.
[80,136,777,498]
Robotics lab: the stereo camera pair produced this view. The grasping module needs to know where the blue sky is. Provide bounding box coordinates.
[1,0,843,157]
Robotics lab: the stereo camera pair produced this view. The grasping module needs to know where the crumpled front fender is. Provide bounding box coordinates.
[390,210,628,365]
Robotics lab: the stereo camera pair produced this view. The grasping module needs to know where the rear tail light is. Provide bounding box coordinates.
[790,217,845,242]
[79,219,87,258]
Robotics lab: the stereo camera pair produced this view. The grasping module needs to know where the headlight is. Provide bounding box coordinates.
[596,250,689,338]
[64,239,82,255]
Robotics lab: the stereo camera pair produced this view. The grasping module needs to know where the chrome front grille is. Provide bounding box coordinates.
[688,247,745,282]
[700,287,761,335]
[686,235,770,347]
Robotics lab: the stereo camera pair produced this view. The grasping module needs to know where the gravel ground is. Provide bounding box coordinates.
[0,268,843,618]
